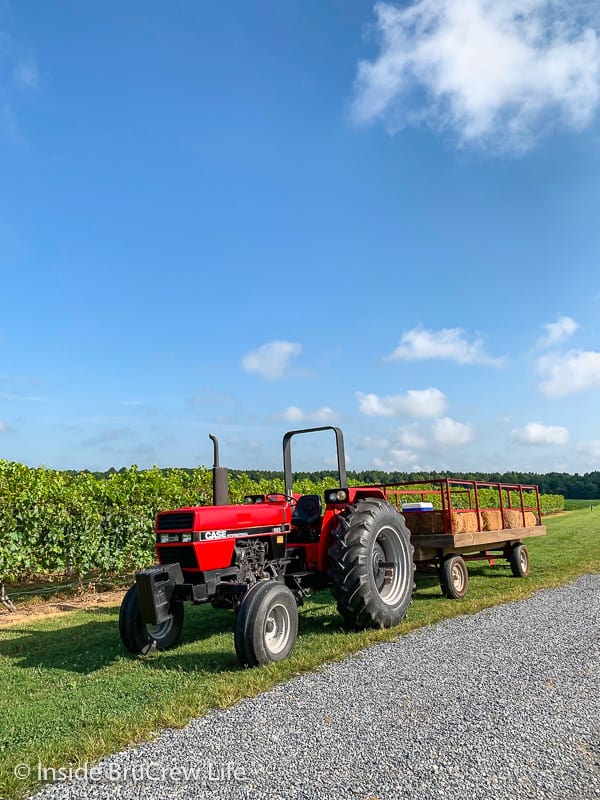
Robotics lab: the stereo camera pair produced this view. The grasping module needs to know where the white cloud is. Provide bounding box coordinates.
[388,326,503,365]
[0,421,6,433]
[241,340,302,380]
[395,425,426,449]
[352,0,600,152]
[355,426,425,469]
[512,422,569,445]
[537,350,600,396]
[356,387,447,418]
[324,453,352,467]
[432,416,474,446]
[277,406,337,424]
[355,435,390,450]
[576,439,600,462]
[374,449,419,468]
[538,315,578,347]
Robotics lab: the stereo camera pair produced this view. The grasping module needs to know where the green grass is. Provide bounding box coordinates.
[1,508,599,800]
[564,498,600,511]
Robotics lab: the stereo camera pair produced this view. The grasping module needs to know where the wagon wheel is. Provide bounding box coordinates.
[508,543,530,578]
[439,554,469,599]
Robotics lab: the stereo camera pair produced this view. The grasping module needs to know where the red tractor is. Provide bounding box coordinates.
[119,426,415,667]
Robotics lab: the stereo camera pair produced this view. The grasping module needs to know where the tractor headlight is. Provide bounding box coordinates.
[325,489,349,504]
[181,533,192,543]
[159,534,169,543]
[244,494,265,504]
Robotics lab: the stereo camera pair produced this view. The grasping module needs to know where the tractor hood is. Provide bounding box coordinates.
[155,503,292,541]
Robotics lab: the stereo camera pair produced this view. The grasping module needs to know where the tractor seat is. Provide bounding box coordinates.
[292,494,323,527]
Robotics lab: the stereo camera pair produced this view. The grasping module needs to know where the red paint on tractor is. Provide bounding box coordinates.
[155,502,291,534]
[155,540,235,571]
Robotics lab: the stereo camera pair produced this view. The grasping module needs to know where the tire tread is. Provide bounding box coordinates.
[328,498,415,629]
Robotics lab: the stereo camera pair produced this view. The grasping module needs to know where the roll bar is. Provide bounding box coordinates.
[282,426,347,496]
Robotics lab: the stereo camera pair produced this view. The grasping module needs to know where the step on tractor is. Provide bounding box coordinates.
[119,426,415,667]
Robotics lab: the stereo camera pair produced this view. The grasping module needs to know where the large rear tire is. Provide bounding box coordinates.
[119,584,184,655]
[234,581,298,668]
[328,498,415,629]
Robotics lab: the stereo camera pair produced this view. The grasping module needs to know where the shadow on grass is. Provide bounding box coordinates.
[0,603,244,674]
[140,601,349,674]
[0,595,352,676]
[139,644,240,674]
[6,570,530,676]
[298,608,345,632]
[0,619,123,673]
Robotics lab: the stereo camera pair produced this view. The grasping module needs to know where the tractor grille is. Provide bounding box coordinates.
[157,512,194,531]
[157,545,198,569]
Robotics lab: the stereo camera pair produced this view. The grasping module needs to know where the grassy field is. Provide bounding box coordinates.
[1,507,599,799]
[564,498,600,511]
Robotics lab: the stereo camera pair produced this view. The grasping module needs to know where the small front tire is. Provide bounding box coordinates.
[119,584,184,655]
[234,581,298,668]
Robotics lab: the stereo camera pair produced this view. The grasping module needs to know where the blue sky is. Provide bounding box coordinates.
[1,0,600,473]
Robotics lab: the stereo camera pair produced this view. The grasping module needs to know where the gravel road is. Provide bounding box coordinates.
[31,575,599,800]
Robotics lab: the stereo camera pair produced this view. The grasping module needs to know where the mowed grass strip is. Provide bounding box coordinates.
[1,508,599,800]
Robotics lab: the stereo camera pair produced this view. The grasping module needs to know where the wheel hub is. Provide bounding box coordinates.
[263,603,291,656]
[146,616,174,641]
[372,543,388,591]
[451,562,465,592]
[371,526,412,606]
[520,550,527,570]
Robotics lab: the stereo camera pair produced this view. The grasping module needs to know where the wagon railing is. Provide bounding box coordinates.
[379,479,542,535]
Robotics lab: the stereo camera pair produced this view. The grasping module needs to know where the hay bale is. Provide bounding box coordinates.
[480,510,503,531]
[524,511,537,527]
[504,510,538,528]
[449,511,464,532]
[504,509,527,529]
[478,509,538,530]
[402,510,444,535]
[456,511,479,532]
[448,511,479,533]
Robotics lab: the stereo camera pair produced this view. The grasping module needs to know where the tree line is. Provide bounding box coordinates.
[75,467,600,499]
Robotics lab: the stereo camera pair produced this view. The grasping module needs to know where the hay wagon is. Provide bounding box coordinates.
[119,427,549,666]
[382,479,547,599]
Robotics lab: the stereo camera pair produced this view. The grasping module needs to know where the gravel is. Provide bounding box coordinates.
[30,575,600,800]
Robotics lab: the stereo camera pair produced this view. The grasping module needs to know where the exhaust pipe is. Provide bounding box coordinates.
[209,434,229,506]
